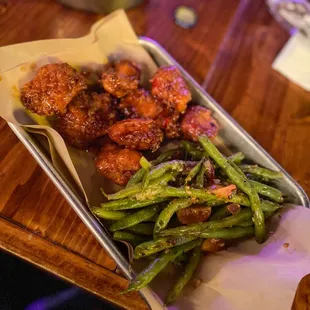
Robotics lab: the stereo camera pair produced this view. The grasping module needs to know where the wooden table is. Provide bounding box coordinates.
[1,0,310,309]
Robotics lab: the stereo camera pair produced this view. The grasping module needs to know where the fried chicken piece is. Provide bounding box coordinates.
[54,92,118,149]
[155,107,181,139]
[120,89,180,139]
[119,89,163,119]
[180,106,219,141]
[108,118,164,151]
[20,63,87,116]
[102,60,140,98]
[151,66,191,113]
[177,205,211,225]
[95,142,142,185]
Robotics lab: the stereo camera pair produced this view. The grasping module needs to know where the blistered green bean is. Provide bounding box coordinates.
[185,158,204,184]
[109,205,162,232]
[229,194,281,212]
[134,235,198,259]
[152,149,179,165]
[199,136,265,243]
[143,160,184,188]
[126,168,146,188]
[229,152,245,164]
[196,160,206,188]
[135,185,218,201]
[165,246,201,305]
[140,156,152,170]
[200,226,254,239]
[100,197,167,211]
[127,223,154,236]
[154,198,193,234]
[108,172,177,201]
[249,180,284,203]
[113,231,149,247]
[105,184,142,200]
[240,165,283,180]
[209,205,231,221]
[91,208,130,221]
[157,209,253,238]
[126,240,202,292]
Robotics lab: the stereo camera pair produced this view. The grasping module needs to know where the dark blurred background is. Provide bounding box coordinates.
[0,251,119,310]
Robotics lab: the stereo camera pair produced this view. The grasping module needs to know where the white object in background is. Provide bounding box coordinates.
[272,32,310,91]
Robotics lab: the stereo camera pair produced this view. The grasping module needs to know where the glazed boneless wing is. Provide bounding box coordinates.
[108,118,164,151]
[54,92,118,149]
[119,89,163,119]
[155,107,181,139]
[20,63,87,116]
[151,66,191,113]
[181,105,219,141]
[95,142,142,185]
[102,60,140,98]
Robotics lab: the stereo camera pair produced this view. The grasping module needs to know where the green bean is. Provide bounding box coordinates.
[113,231,149,247]
[106,184,142,200]
[229,152,245,164]
[237,210,276,227]
[165,246,201,305]
[237,220,255,227]
[125,251,180,293]
[154,198,193,234]
[133,185,280,213]
[143,160,184,188]
[173,253,189,264]
[126,168,146,188]
[249,180,284,203]
[196,159,206,188]
[239,164,283,180]
[91,208,130,221]
[180,141,205,160]
[229,159,246,176]
[140,156,152,170]
[229,194,281,212]
[127,223,154,236]
[126,240,202,292]
[157,209,252,238]
[185,158,204,184]
[98,199,130,209]
[199,136,265,243]
[109,205,162,232]
[134,235,198,259]
[264,210,276,219]
[135,185,218,201]
[200,226,254,239]
[229,161,283,203]
[152,149,179,165]
[100,197,167,211]
[106,172,176,201]
[209,205,231,221]
[147,214,158,222]
[151,171,176,186]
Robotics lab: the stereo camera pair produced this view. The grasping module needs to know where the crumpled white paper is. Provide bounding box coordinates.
[169,205,310,310]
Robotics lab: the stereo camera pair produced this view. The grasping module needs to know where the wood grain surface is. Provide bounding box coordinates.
[0,0,309,309]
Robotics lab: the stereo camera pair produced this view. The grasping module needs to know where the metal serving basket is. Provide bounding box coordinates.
[7,36,310,307]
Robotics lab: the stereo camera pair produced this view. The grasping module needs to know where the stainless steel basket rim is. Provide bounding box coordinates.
[6,36,310,308]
